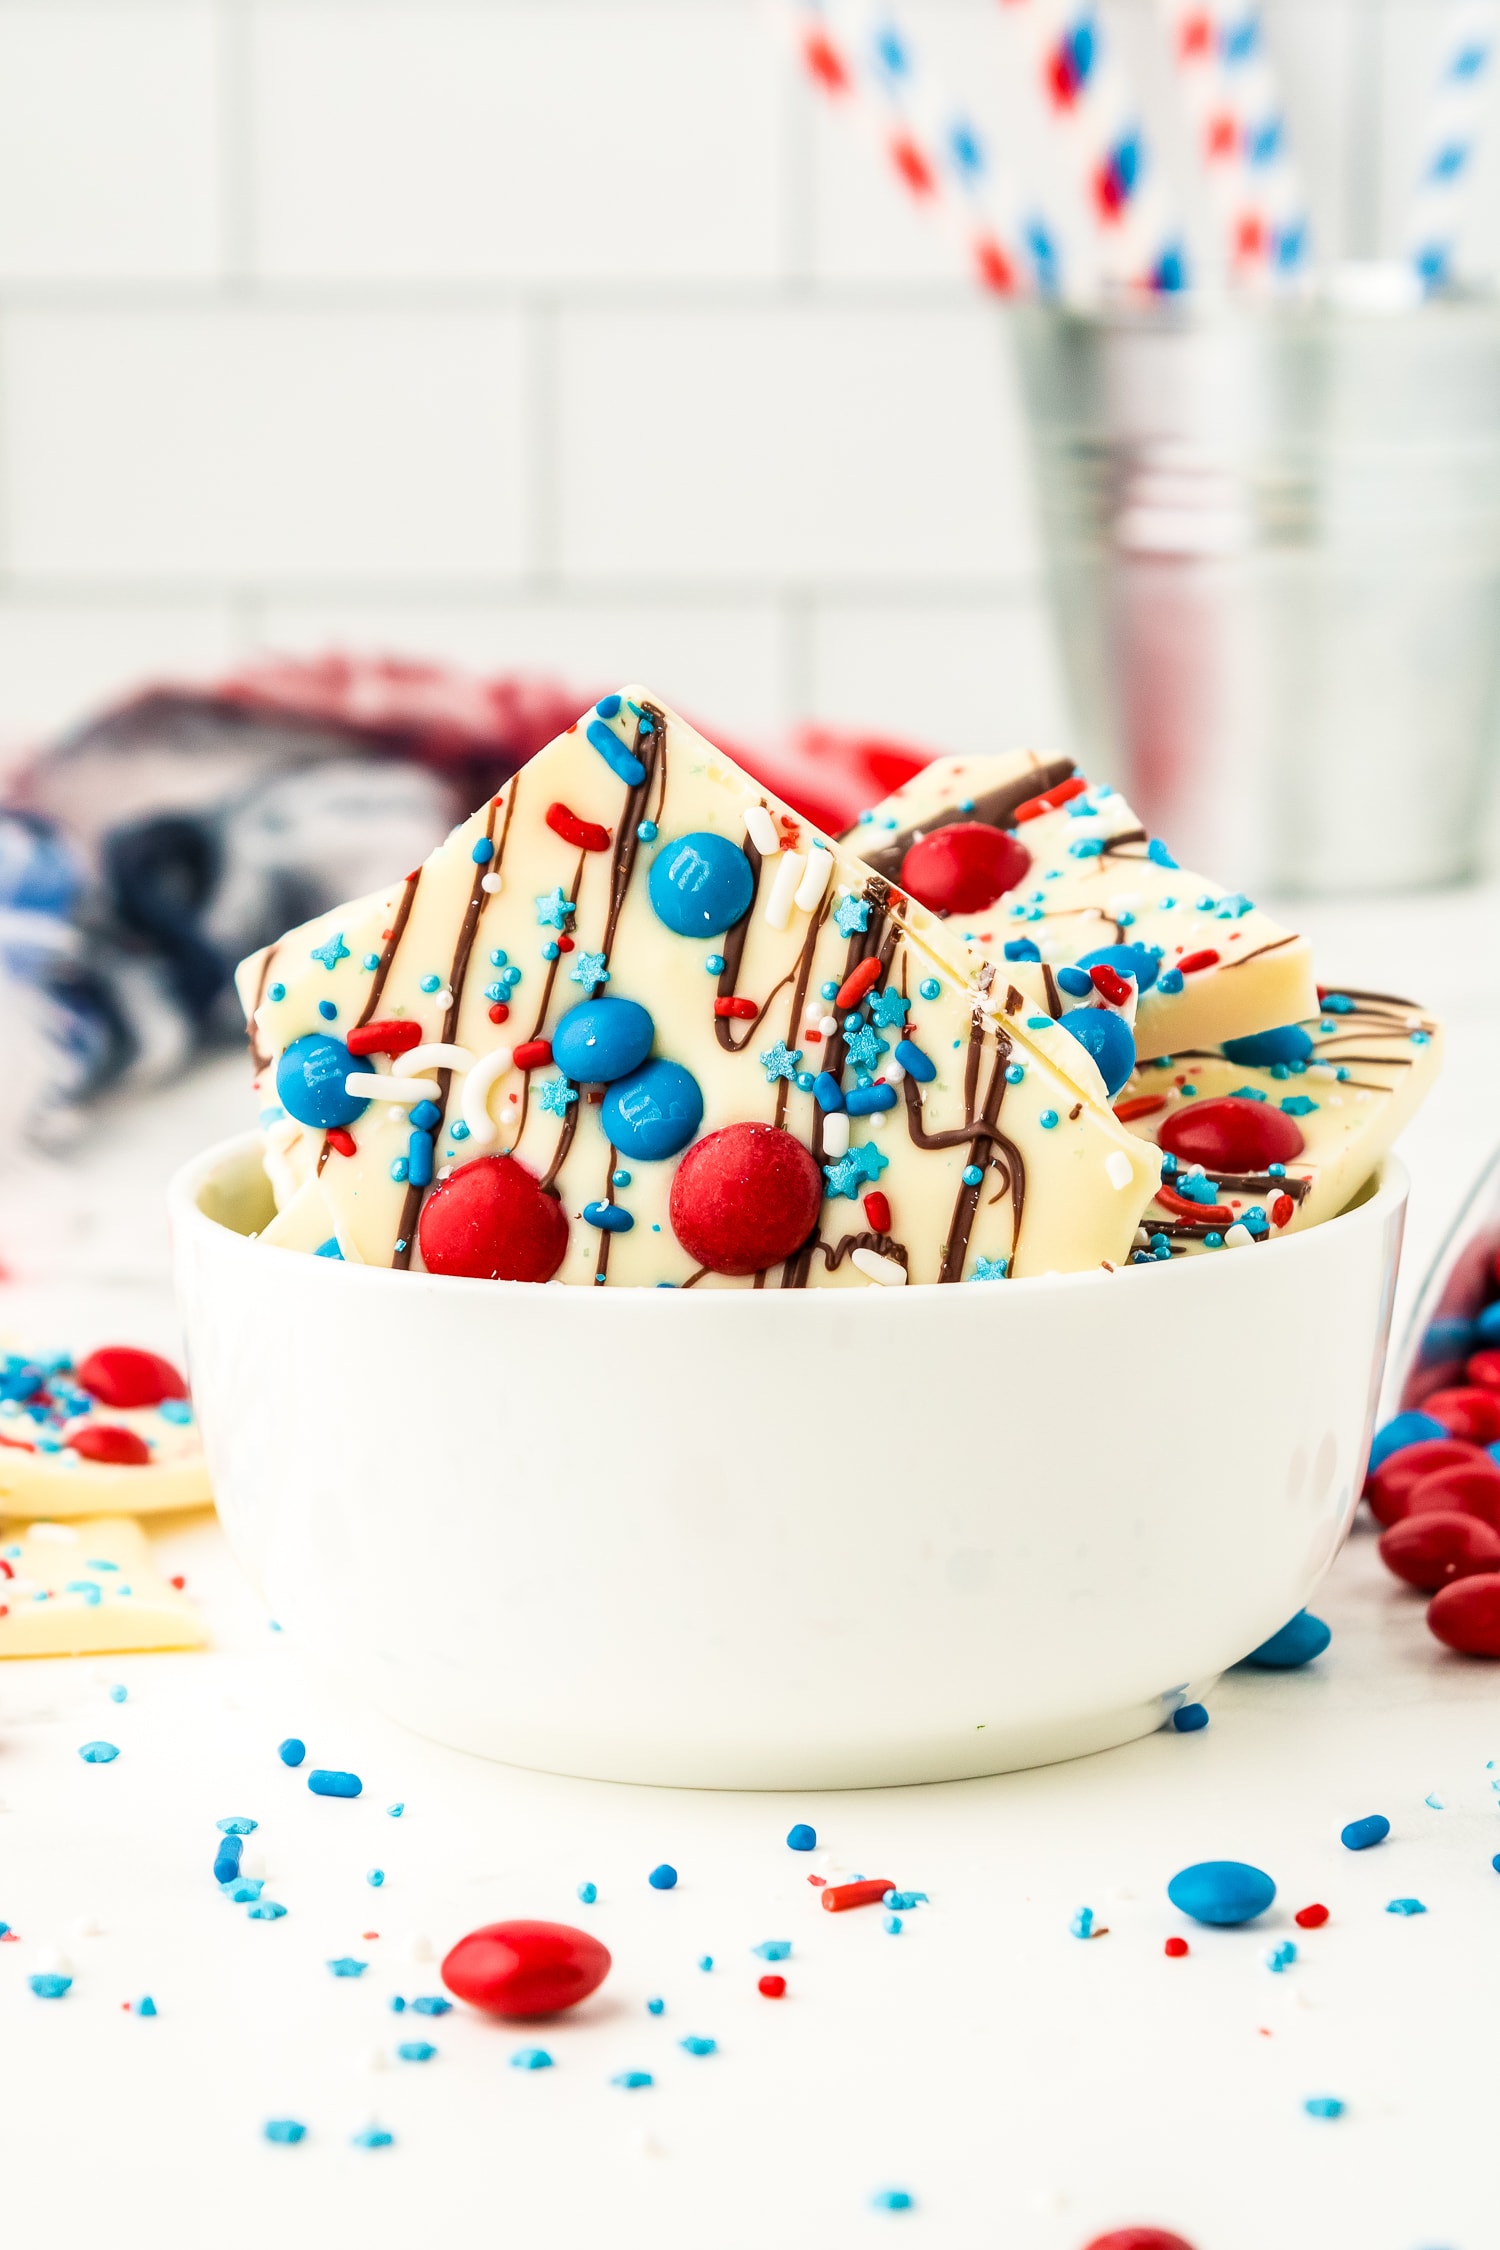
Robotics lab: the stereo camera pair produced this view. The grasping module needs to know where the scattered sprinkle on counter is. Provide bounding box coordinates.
[647,1863,677,1891]
[697,1954,713,1972]
[1265,1942,1297,1972]
[30,1973,71,1999]
[217,1817,257,1835]
[1171,1703,1209,1732]
[108,1685,127,1704]
[680,2036,717,2057]
[820,1878,894,1913]
[1070,1908,1095,1939]
[576,1882,597,1905]
[751,1940,791,1961]
[367,1869,385,1888]
[1304,2097,1344,2120]
[786,1823,817,1851]
[351,2127,394,2150]
[759,1974,787,1997]
[1243,1612,1331,1668]
[396,2041,437,2063]
[1294,1903,1330,1928]
[1341,1814,1390,1851]
[870,2188,913,2212]
[78,1741,118,1764]
[1386,1897,1427,1916]
[646,1997,665,2016]
[387,1803,404,1817]
[612,2071,653,2090]
[308,1769,362,1799]
[263,2119,306,2145]
[277,1737,305,1767]
[1164,1937,1189,1958]
[510,2047,553,2070]
[328,1957,368,1977]
[134,1995,158,2017]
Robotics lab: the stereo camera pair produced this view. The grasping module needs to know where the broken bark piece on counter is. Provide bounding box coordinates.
[0,1516,206,1656]
[842,754,1318,1058]
[237,687,1161,1285]
[0,1345,211,1519]
[1118,989,1441,1258]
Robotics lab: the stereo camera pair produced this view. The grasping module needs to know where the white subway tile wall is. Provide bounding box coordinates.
[0,0,1492,760]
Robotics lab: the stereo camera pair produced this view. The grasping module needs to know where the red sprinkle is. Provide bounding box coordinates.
[1012,775,1087,823]
[1163,1937,1189,1958]
[820,1878,894,1914]
[325,1128,357,1159]
[169,1575,186,1591]
[757,1974,787,1998]
[834,958,883,1012]
[807,1875,826,1887]
[346,1019,421,1058]
[1271,1193,1295,1228]
[488,1003,510,1025]
[1294,1904,1329,1929]
[713,997,759,1020]
[545,802,612,852]
[0,1559,12,1578]
[513,1041,553,1072]
[1113,1095,1166,1123]
[68,1426,151,1466]
[1089,963,1133,1006]
[1175,948,1221,975]
[863,1191,892,1233]
[1155,1184,1234,1229]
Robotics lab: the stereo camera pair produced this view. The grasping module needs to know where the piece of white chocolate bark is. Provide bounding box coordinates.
[0,1517,206,1656]
[842,754,1318,1057]
[1118,987,1441,1258]
[238,689,1160,1285]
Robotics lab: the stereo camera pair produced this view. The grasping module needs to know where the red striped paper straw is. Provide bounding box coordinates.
[1214,5,1310,287]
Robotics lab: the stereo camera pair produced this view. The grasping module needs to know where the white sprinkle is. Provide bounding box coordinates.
[461,1046,514,1144]
[481,873,503,894]
[1224,1222,1254,1248]
[884,1058,906,1085]
[404,1043,474,1076]
[763,851,807,931]
[743,803,781,858]
[866,1111,887,1133]
[851,1247,907,1287]
[354,1074,435,1105]
[34,1948,72,1978]
[794,848,834,912]
[69,1914,103,1940]
[818,1015,839,1037]
[1104,1149,1135,1190]
[404,1933,435,1964]
[822,1113,851,1160]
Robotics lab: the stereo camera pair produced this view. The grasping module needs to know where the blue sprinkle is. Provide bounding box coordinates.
[397,2039,437,2061]
[1167,1860,1276,1926]
[511,2047,553,2070]
[268,982,286,1003]
[697,1955,713,1972]
[1026,1016,1052,1029]
[135,1995,158,2017]
[1342,1814,1390,1851]
[894,1040,935,1083]
[1386,1896,1426,1915]
[387,1803,404,1817]
[225,1880,263,1903]
[596,693,621,718]
[1243,1612,1330,1669]
[919,978,941,1001]
[1157,968,1185,994]
[327,1957,368,1978]
[419,973,441,994]
[611,1169,631,1188]
[577,1881,598,1905]
[263,2119,306,2145]
[1069,1907,1095,1939]
[1304,2097,1344,2120]
[407,1130,434,1188]
[217,1815,258,1836]
[583,1201,634,1233]
[29,1973,72,1998]
[214,1837,243,1884]
[367,1869,385,1888]
[410,1996,451,2016]
[680,2036,717,2056]
[637,820,658,841]
[752,1941,791,1961]
[410,1099,441,1132]
[247,1899,287,1920]
[704,953,725,974]
[1266,1941,1297,1972]
[884,1915,903,1934]
[471,837,495,864]
[962,1164,984,1187]
[646,1997,665,2015]
[317,999,338,1021]
[308,1769,362,1798]
[587,718,646,787]
[1039,1109,1058,1129]
[1147,838,1178,868]
[787,1823,817,1851]
[108,1684,128,1703]
[78,1741,119,1764]
[648,1863,678,1891]
[813,1071,846,1112]
[1003,938,1041,962]
[871,2189,913,2211]
[846,1083,896,1115]
[1005,1064,1025,1084]
[389,1158,409,1183]
[362,953,380,971]
[1172,1703,1209,1732]
[351,2128,394,2150]
[390,1997,407,2013]
[278,1737,305,1770]
[612,2071,654,2090]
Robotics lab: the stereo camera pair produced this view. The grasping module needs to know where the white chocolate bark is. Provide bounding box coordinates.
[0,1517,205,1656]
[238,689,1160,1285]
[1121,988,1442,1258]
[843,755,1318,1056]
[0,1386,211,1519]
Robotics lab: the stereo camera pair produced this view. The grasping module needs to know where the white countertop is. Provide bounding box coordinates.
[1,886,1496,2250]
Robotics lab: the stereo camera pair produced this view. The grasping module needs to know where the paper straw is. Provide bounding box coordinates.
[1215,6,1310,287]
[787,0,1063,298]
[1404,0,1498,291]
[997,0,1189,297]
[1157,1,1256,284]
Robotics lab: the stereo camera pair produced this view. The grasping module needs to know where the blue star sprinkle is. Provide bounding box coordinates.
[970,1257,1008,1281]
[867,987,910,1029]
[537,1075,578,1117]
[844,1025,888,1073]
[310,931,350,972]
[327,1957,368,1977]
[569,950,610,989]
[759,1041,803,1083]
[833,892,870,937]
[534,887,576,931]
[849,1139,889,1183]
[822,1154,863,1201]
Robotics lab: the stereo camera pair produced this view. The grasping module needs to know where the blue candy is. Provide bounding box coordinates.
[1341,1814,1390,1851]
[1243,1611,1331,1669]
[845,1084,896,1115]
[1368,1410,1446,1471]
[1171,1702,1209,1733]
[307,1768,362,1799]
[1077,941,1160,994]
[1167,1859,1276,1926]
[214,1836,243,1884]
[601,1060,703,1162]
[277,1737,306,1767]
[551,997,655,1085]
[276,1035,373,1130]
[1003,938,1041,962]
[1222,1023,1315,1068]
[1057,1007,1136,1099]
[1477,1302,1500,1347]
[1055,965,1093,998]
[786,1823,817,1851]
[647,832,754,938]
[894,1039,935,1083]
[586,716,646,787]
[582,1201,634,1233]
[648,1862,678,1890]
[813,1072,845,1112]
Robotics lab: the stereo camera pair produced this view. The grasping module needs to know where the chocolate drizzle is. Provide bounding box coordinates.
[714,839,768,1050]
[247,946,276,1073]
[848,757,1077,881]
[810,1230,909,1275]
[356,868,422,1031]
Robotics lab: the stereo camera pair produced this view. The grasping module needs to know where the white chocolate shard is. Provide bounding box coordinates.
[0,1518,206,1655]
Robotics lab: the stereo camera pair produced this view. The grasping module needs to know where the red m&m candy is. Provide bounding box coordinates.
[1419,1386,1500,1445]
[76,1347,187,1411]
[1404,1461,1500,1530]
[1081,2231,1197,2250]
[669,1123,821,1277]
[898,823,1029,916]
[1427,1574,1500,1657]
[1379,1510,1500,1591]
[67,1426,151,1466]
[1366,1438,1485,1527]
[1157,1096,1305,1172]
[418,1156,568,1284]
[441,1919,611,2018]
[1466,1348,1500,1393]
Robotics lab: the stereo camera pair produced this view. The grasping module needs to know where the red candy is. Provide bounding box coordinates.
[1428,1574,1500,1657]
[713,997,759,1020]
[417,1156,569,1284]
[512,1040,553,1072]
[1379,1510,1500,1591]
[1419,1386,1500,1444]
[820,1878,894,1913]
[1270,1193,1295,1229]
[1175,948,1220,976]
[1404,1462,1500,1530]
[758,1973,787,1998]
[544,802,612,852]
[1081,2233,1197,2250]
[75,1347,187,1411]
[441,1919,611,2018]
[669,1124,822,1277]
[1090,963,1133,1006]
[833,957,884,1012]
[898,822,1030,916]
[1367,1437,1487,1526]
[1114,1095,1166,1123]
[1293,1903,1329,1929]
[1157,1096,1305,1173]
[863,1190,892,1234]
[346,1019,421,1057]
[68,1426,151,1466]
[1163,1937,1189,1958]
[1466,1348,1500,1392]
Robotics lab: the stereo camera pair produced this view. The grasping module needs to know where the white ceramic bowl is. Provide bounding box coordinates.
[171,1134,1407,1790]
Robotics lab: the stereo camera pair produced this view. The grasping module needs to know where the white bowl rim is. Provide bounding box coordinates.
[170,1130,1409,1319]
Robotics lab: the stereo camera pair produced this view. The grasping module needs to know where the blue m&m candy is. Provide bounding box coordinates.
[1368,1410,1446,1470]
[1167,1860,1276,1926]
[647,833,754,938]
[1222,1023,1315,1068]
[1242,1610,1331,1669]
[1077,941,1160,994]
[276,1034,373,1129]
[550,997,654,1085]
[1056,1007,1135,1099]
[601,1060,704,1162]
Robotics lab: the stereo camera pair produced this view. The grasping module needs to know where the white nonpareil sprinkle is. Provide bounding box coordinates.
[481,873,503,895]
[819,1015,839,1037]
[851,1247,907,1287]
[763,851,807,931]
[743,803,781,858]
[1224,1222,1254,1248]
[822,1113,851,1160]
[1104,1150,1135,1190]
